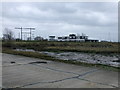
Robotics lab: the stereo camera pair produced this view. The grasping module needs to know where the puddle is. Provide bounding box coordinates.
[113,60,120,62]
[10,61,15,64]
[16,49,35,52]
[29,61,47,64]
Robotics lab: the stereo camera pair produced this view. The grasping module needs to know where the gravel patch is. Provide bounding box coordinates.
[15,49,119,67]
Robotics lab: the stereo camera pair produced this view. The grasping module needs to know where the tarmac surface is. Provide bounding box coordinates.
[2,53,119,88]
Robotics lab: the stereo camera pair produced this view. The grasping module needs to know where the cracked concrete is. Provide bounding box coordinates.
[2,53,119,88]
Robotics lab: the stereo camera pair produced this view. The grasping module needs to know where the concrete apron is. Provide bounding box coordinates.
[2,53,118,88]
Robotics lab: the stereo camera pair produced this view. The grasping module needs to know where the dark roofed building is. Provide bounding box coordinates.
[34,36,44,41]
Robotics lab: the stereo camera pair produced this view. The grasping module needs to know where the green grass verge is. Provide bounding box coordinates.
[2,48,120,72]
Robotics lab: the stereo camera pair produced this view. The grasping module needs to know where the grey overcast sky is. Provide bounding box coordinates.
[1,2,118,41]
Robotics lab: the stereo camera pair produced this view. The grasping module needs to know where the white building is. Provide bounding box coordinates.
[49,33,99,42]
[57,33,88,42]
[49,36,56,41]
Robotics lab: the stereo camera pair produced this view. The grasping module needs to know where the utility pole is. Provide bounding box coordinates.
[22,32,30,40]
[15,27,23,40]
[23,28,35,40]
[18,32,20,39]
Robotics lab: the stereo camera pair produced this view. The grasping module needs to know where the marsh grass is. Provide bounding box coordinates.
[2,41,119,54]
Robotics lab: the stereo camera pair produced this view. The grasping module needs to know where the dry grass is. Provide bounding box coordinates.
[3,41,119,54]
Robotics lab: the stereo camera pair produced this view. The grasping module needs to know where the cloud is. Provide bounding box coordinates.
[1,2,118,41]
